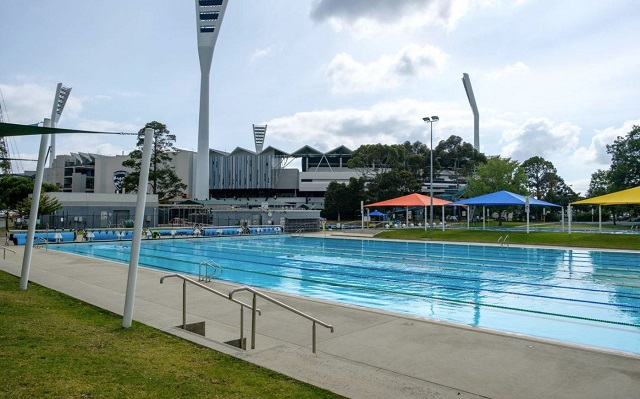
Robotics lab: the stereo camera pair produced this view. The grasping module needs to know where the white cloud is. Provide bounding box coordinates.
[0,83,52,124]
[251,45,280,61]
[265,98,479,151]
[485,61,531,80]
[325,44,448,94]
[571,119,640,165]
[501,117,580,161]
[310,0,471,37]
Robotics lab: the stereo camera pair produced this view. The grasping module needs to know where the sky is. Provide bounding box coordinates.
[1,0,639,195]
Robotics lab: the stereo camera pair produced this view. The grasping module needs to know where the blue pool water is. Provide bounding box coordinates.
[50,236,640,355]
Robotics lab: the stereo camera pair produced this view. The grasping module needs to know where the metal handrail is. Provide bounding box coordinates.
[498,235,510,247]
[229,285,334,353]
[198,260,222,282]
[34,237,48,252]
[160,273,261,349]
[291,228,304,237]
[0,244,16,260]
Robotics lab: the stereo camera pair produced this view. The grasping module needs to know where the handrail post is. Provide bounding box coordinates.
[240,306,245,350]
[312,321,317,354]
[251,293,257,349]
[182,279,187,330]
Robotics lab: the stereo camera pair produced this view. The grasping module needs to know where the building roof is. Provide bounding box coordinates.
[291,145,324,156]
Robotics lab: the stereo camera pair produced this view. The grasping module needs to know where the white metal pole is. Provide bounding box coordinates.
[598,205,602,233]
[441,205,445,231]
[123,128,153,328]
[561,207,564,232]
[429,122,434,228]
[482,206,486,230]
[424,206,427,231]
[20,119,51,290]
[568,205,572,234]
[466,206,470,229]
[361,200,364,230]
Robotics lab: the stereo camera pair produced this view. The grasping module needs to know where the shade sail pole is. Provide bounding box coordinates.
[20,119,51,290]
[568,205,572,234]
[123,128,153,328]
[424,206,427,231]
[482,206,486,230]
[442,206,445,231]
[598,205,602,233]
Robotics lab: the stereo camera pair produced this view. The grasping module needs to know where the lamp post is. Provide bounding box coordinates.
[422,116,439,228]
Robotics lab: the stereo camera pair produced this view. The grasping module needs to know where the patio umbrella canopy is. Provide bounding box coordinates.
[369,210,385,217]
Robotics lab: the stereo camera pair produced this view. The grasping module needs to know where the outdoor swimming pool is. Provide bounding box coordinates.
[50,236,640,355]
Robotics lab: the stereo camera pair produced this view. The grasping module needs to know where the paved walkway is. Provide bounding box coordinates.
[1,240,639,399]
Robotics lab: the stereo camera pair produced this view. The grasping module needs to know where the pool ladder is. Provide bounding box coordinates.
[198,260,223,282]
[34,237,49,252]
[159,273,334,353]
[291,228,305,237]
[498,235,510,247]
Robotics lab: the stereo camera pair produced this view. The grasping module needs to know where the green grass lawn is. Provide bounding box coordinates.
[375,228,640,250]
[0,272,342,399]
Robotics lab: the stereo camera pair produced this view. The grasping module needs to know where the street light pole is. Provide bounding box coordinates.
[422,116,439,228]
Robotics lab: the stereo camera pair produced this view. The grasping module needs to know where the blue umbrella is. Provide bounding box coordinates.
[369,210,385,217]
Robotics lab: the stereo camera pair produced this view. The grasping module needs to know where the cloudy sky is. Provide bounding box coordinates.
[2,0,639,194]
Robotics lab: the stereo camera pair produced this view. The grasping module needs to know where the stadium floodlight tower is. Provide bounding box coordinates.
[195,0,229,200]
[253,124,267,153]
[49,83,72,167]
[462,73,479,152]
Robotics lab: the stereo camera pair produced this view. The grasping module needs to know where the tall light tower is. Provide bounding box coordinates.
[195,0,229,200]
[49,83,72,167]
[462,73,479,152]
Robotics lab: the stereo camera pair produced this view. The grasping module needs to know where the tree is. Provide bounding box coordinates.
[16,192,63,217]
[607,125,640,190]
[434,135,487,188]
[401,140,429,181]
[0,176,59,210]
[521,156,557,199]
[322,177,365,220]
[587,169,613,198]
[465,157,527,198]
[0,138,10,175]
[122,121,187,202]
[347,144,407,179]
[366,170,421,202]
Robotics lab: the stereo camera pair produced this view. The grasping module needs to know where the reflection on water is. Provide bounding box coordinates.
[50,237,640,355]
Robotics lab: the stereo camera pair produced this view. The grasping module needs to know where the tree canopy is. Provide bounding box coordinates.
[0,176,58,210]
[607,125,640,190]
[434,135,487,187]
[464,156,527,198]
[122,121,187,203]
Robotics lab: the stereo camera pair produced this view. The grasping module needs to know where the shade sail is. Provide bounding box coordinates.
[572,186,640,205]
[369,210,385,216]
[0,122,130,137]
[366,193,450,207]
[450,190,560,207]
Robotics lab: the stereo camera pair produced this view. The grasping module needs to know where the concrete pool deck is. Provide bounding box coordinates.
[1,241,639,399]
